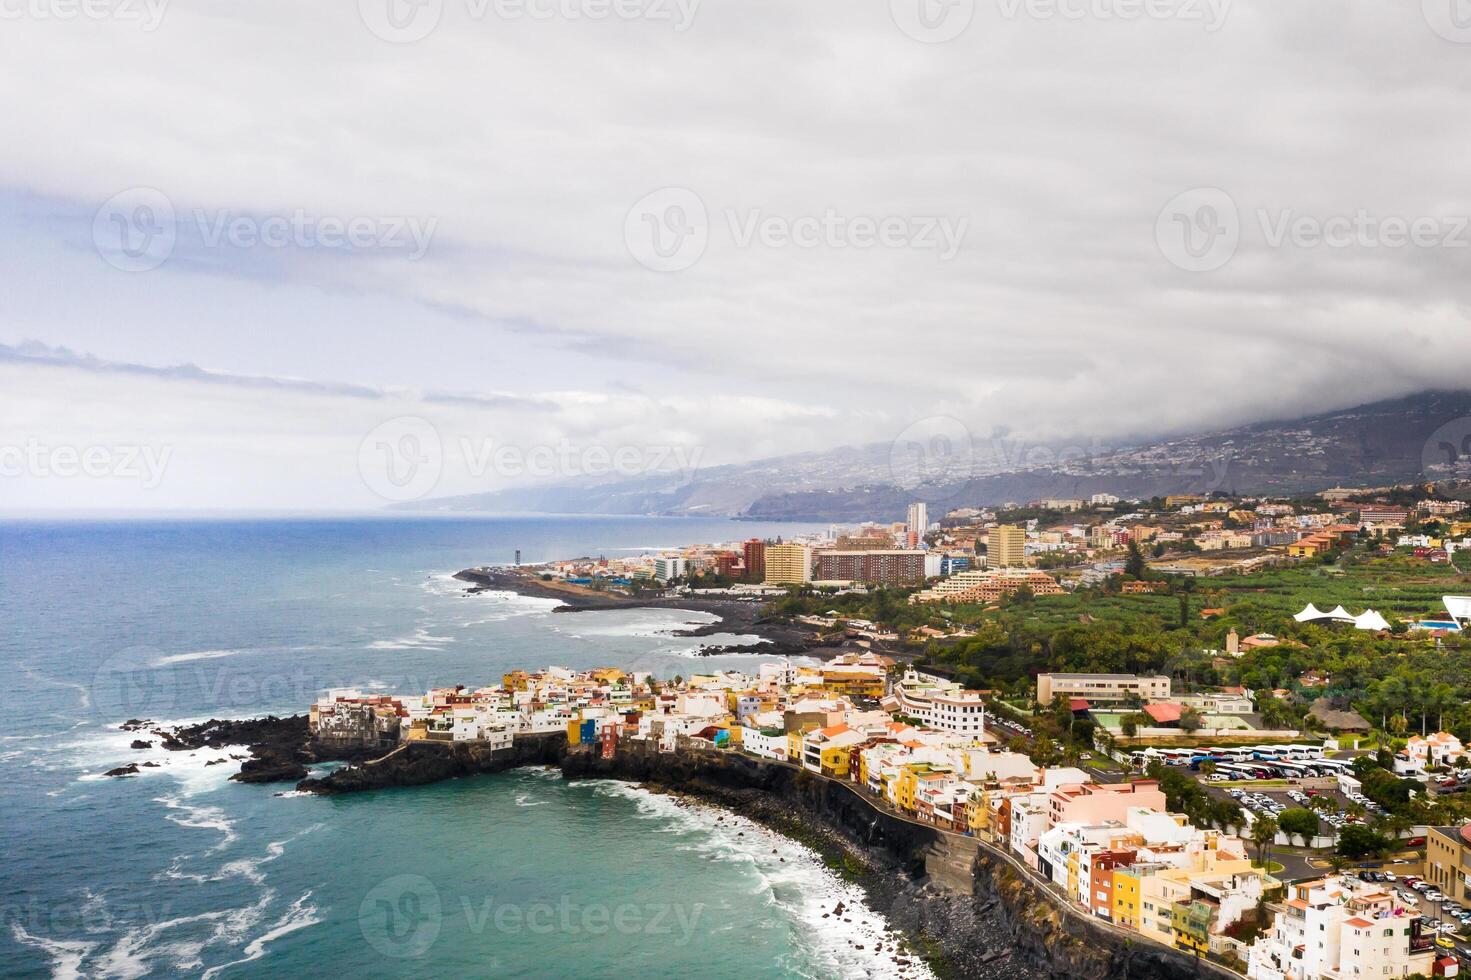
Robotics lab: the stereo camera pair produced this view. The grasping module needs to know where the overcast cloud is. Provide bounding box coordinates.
[2,0,1469,510]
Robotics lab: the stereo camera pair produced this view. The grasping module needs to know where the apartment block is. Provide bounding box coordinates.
[1035,673,1171,706]
[762,543,811,585]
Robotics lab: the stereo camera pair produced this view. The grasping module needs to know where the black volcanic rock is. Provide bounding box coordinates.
[104,763,140,777]
[147,715,363,785]
[130,739,153,749]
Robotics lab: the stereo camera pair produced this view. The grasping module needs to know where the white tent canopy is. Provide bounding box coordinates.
[1294,603,1328,622]
[1354,610,1391,632]
[1326,605,1356,622]
[1446,596,1471,627]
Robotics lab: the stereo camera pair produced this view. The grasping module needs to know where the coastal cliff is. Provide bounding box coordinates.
[297,736,1225,980]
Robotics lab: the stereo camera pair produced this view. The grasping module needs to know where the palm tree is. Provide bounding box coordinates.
[1251,816,1279,871]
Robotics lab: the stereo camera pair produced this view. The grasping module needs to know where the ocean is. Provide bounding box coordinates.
[0,515,934,979]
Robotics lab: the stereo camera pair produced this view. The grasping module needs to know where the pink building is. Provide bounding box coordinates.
[1048,780,1168,828]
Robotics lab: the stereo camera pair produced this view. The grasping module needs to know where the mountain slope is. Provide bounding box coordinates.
[398,390,1471,520]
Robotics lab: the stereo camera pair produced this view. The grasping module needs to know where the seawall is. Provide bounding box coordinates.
[300,736,1230,979]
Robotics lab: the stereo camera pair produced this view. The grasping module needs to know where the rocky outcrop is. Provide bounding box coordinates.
[156,715,379,784]
[295,733,568,793]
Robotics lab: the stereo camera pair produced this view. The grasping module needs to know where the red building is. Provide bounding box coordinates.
[742,539,766,582]
[811,550,927,586]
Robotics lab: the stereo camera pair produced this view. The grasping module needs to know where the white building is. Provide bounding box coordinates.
[1245,876,1435,980]
[891,669,989,737]
[654,556,687,581]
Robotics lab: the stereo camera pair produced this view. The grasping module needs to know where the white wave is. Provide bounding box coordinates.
[9,924,96,980]
[16,662,93,710]
[151,650,240,667]
[367,627,454,650]
[55,721,245,794]
[155,795,239,853]
[93,889,274,980]
[576,781,935,980]
[199,892,322,980]
[513,793,547,807]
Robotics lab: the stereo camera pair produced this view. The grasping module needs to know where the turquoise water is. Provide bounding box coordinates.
[0,516,930,979]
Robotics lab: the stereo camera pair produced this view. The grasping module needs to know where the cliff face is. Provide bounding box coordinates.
[298,737,1225,980]
[561,741,1224,980]
[298,732,567,793]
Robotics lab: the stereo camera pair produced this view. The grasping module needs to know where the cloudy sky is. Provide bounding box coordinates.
[2,0,1469,511]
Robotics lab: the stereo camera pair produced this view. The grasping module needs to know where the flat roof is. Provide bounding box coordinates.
[1043,673,1166,681]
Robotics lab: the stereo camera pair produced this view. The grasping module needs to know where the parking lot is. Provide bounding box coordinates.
[1224,783,1389,831]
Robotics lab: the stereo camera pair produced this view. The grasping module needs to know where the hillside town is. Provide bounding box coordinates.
[298,640,1450,980]
[389,480,1471,978]
[520,489,1471,624]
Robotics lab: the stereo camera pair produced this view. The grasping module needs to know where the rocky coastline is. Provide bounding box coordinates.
[118,715,1228,980]
[452,566,848,660]
[114,715,378,783]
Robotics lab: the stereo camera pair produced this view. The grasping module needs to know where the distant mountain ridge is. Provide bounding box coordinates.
[398,390,1471,521]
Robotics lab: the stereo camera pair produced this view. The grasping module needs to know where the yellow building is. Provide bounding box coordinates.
[763,543,812,585]
[1112,866,1143,930]
[895,765,924,814]
[820,667,885,698]
[818,743,852,778]
[1426,826,1471,902]
[989,525,1026,569]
